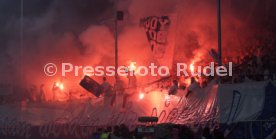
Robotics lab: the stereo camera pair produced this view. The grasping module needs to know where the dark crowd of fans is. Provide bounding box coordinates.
[90,124,226,139]
[222,37,276,83]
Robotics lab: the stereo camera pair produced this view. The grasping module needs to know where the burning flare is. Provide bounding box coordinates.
[55,82,64,90]
[189,62,195,73]
[129,62,136,72]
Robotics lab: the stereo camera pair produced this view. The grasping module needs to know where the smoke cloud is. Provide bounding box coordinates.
[0,0,275,97]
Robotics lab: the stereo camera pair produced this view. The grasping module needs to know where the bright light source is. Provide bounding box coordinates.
[139,93,145,100]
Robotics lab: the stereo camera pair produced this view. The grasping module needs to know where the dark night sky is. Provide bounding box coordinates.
[0,0,114,52]
[0,0,276,50]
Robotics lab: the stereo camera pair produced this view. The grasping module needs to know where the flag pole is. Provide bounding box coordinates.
[217,0,222,66]
[115,13,118,81]
[114,7,123,82]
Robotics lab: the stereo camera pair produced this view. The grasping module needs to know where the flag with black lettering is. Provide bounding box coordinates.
[140,16,170,56]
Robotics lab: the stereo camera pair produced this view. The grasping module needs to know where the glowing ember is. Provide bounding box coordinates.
[139,92,145,100]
